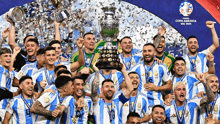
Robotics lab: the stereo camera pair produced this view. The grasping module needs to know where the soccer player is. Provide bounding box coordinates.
[71,33,100,74]
[33,38,84,92]
[85,69,124,96]
[119,36,142,71]
[126,112,141,124]
[199,74,220,123]
[0,47,21,122]
[119,72,149,123]
[53,76,93,123]
[148,105,167,124]
[91,63,133,124]
[182,21,219,73]
[3,76,37,124]
[130,43,172,105]
[14,48,45,82]
[30,76,74,124]
[165,73,215,124]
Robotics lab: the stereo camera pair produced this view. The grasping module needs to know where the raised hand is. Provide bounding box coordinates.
[158,25,166,36]
[206,53,214,62]
[2,27,10,39]
[77,37,84,49]
[144,83,157,91]
[13,47,21,55]
[206,21,215,29]
[5,13,15,25]
[195,72,205,83]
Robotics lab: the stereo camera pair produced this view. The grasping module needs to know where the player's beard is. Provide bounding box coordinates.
[144,56,154,63]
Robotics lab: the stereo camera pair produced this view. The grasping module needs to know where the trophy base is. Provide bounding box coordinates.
[95,61,122,71]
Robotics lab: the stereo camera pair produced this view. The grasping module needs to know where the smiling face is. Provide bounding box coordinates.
[0,53,12,69]
[84,34,95,51]
[19,78,34,97]
[173,60,186,77]
[207,75,219,94]
[129,73,140,90]
[101,81,115,100]
[26,41,39,57]
[73,79,84,98]
[152,107,166,124]
[121,38,133,54]
[187,38,199,54]
[154,37,166,54]
[142,45,155,63]
[44,50,56,66]
[173,84,186,103]
[51,43,62,58]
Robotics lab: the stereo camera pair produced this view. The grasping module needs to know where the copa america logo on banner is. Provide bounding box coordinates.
[179,1,193,16]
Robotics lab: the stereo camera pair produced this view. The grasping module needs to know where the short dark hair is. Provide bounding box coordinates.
[128,71,139,76]
[55,76,72,89]
[54,65,67,74]
[83,32,94,39]
[143,43,155,49]
[26,38,39,46]
[23,35,36,44]
[126,112,140,122]
[19,76,32,84]
[102,79,114,86]
[37,48,45,56]
[173,57,186,65]
[153,35,165,41]
[72,76,84,84]
[57,70,71,77]
[152,105,165,113]
[49,40,61,46]
[0,48,11,56]
[44,46,56,53]
[187,35,198,43]
[120,36,132,43]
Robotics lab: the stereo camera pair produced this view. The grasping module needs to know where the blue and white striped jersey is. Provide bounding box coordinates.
[6,94,36,124]
[199,94,220,124]
[32,67,56,92]
[62,96,93,124]
[165,98,201,124]
[182,48,210,73]
[85,70,124,94]
[119,52,142,71]
[16,61,40,80]
[35,92,62,124]
[130,61,171,106]
[93,92,129,124]
[119,92,149,124]
[171,73,204,99]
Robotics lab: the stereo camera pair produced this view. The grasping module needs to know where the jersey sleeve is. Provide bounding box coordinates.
[61,96,74,109]
[161,64,171,82]
[200,48,210,54]
[15,64,29,80]
[84,73,95,94]
[37,92,57,108]
[6,99,15,114]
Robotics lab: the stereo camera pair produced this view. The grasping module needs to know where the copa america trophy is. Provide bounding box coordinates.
[7,7,24,23]
[96,7,122,70]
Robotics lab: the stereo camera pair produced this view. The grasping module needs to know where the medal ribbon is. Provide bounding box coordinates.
[74,99,84,119]
[129,92,139,112]
[161,54,165,62]
[44,67,55,85]
[21,94,33,117]
[5,71,11,89]
[171,73,187,83]
[143,61,156,83]
[173,100,187,124]
[83,51,95,67]
[120,53,133,70]
[100,70,112,80]
[106,102,115,123]
[20,53,36,63]
[206,94,219,115]
[187,54,197,72]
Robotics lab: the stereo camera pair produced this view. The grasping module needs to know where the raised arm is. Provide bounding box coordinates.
[195,73,215,106]
[0,27,10,49]
[206,53,215,75]
[91,64,99,103]
[121,64,133,98]
[5,13,19,50]
[70,37,85,72]
[206,21,219,53]
[54,20,61,42]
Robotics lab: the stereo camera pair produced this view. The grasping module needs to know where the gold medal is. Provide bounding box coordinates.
[85,104,88,110]
[124,103,128,106]
[214,105,218,112]
[149,71,153,77]
[196,58,199,63]
[72,117,77,123]
[186,62,189,65]
[192,59,195,64]
[154,71,158,76]
[137,103,141,108]
[131,60,135,65]
[179,111,182,117]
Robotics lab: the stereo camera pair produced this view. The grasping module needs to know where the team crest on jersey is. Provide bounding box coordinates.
[72,117,77,123]
[113,77,117,83]
[196,58,199,63]
[154,71,158,77]
[112,103,116,109]
[44,97,50,103]
[19,72,23,77]
[141,73,145,76]
[137,103,141,108]
[124,103,128,106]
[18,105,23,109]
[171,114,176,117]
[185,110,189,116]
[214,105,218,112]
[131,60,135,65]
[85,104,88,110]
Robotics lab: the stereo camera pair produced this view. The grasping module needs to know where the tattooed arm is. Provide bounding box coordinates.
[30,101,53,117]
[206,53,215,75]
[91,63,99,103]
[195,73,215,106]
